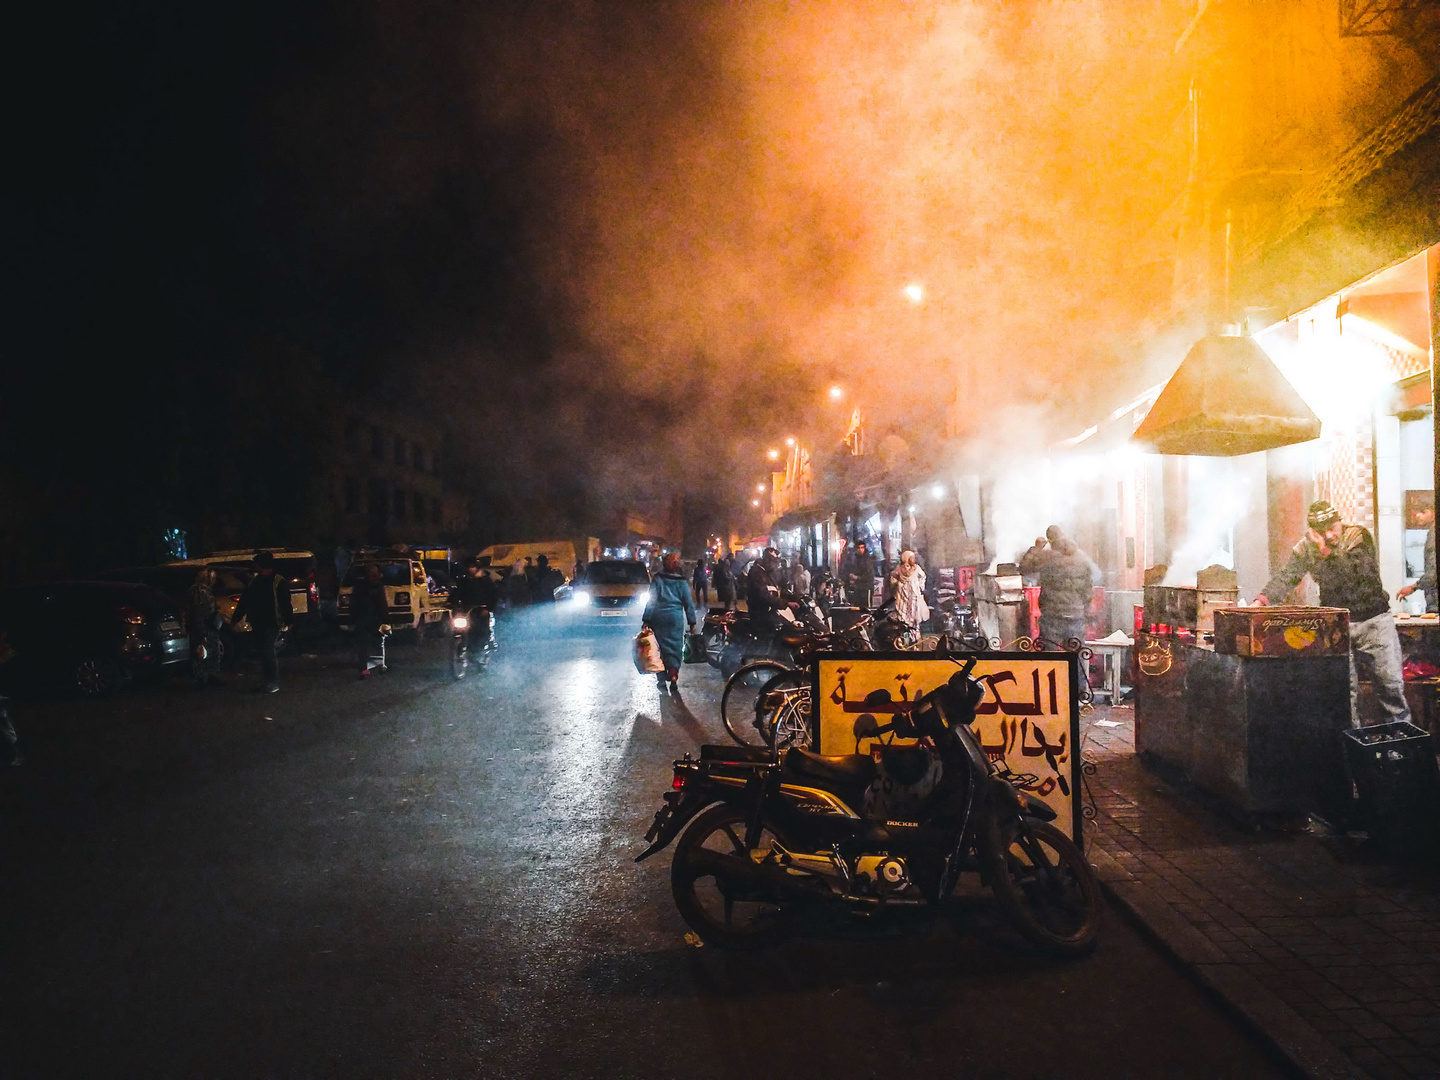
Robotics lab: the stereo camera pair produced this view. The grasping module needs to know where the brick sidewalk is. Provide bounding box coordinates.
[1082,705,1440,1080]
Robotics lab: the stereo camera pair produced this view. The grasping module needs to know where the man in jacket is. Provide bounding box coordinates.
[232,551,293,693]
[691,557,710,606]
[747,548,787,630]
[351,562,391,677]
[1256,500,1409,726]
[1396,507,1436,612]
[1038,538,1100,649]
[845,540,876,610]
[714,554,736,611]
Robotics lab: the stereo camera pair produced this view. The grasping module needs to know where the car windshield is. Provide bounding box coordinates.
[584,562,650,585]
[344,561,412,586]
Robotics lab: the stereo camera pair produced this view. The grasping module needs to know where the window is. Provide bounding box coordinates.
[344,477,360,514]
[370,426,384,460]
[393,487,406,521]
[344,418,363,453]
[367,478,387,520]
[393,436,406,466]
[412,490,424,521]
[411,443,424,470]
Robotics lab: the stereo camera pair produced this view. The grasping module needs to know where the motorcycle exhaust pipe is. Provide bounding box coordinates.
[685,848,826,901]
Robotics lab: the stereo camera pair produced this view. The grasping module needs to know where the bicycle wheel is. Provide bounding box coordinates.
[755,668,811,750]
[721,660,795,747]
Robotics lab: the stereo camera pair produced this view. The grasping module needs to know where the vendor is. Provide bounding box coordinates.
[1396,507,1436,612]
[1255,499,1410,727]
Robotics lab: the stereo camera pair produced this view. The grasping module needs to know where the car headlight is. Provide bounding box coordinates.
[571,588,591,603]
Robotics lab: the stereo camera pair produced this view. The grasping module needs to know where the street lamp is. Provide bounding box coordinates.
[904,282,925,304]
[751,499,760,507]
[756,483,766,493]
[785,436,795,447]
[766,448,780,460]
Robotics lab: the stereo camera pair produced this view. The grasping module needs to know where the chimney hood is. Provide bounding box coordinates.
[1131,334,1321,456]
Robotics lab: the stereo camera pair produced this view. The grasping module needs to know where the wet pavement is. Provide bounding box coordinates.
[1085,706,1440,1080]
[1,615,1296,1079]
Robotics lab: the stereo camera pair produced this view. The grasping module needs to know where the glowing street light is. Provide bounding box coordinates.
[766,448,780,460]
[904,282,925,304]
[784,436,795,446]
[931,483,946,499]
[828,385,844,401]
[756,483,767,493]
[751,499,760,507]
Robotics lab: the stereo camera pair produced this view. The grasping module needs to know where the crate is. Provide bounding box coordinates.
[1213,606,1349,658]
[1342,722,1440,856]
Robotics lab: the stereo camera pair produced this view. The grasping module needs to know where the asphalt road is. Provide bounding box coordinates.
[0,615,1299,1079]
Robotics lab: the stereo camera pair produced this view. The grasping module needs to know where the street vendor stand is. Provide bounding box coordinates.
[1133,598,1352,822]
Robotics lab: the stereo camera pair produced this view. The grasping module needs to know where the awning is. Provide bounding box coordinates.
[1131,334,1321,456]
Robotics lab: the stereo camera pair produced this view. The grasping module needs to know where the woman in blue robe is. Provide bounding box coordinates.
[643,552,697,696]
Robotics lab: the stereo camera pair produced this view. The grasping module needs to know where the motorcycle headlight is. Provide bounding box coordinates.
[451,615,470,630]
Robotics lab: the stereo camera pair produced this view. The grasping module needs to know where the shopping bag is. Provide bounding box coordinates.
[634,627,665,673]
[683,631,707,664]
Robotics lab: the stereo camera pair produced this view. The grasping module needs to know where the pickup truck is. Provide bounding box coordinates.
[336,555,449,633]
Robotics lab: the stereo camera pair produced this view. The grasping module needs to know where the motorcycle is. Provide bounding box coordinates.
[638,656,1102,955]
[701,609,735,668]
[717,594,836,679]
[447,606,495,681]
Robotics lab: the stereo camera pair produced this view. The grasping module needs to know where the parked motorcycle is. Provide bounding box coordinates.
[717,595,840,679]
[448,606,495,681]
[638,656,1102,955]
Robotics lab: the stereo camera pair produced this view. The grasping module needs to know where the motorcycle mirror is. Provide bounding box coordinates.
[852,713,882,739]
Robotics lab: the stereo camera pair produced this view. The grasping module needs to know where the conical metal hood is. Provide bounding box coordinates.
[1132,335,1321,456]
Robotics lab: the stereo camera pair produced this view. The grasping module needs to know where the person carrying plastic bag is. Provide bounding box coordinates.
[642,552,697,697]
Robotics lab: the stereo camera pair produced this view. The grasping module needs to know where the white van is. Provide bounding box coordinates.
[477,538,600,583]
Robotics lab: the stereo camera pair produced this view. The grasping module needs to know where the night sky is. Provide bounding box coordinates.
[8,2,1192,564]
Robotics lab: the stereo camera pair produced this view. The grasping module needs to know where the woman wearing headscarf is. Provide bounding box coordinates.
[643,552,698,696]
[888,550,928,638]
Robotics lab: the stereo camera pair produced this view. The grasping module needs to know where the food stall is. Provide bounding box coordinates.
[1134,592,1353,821]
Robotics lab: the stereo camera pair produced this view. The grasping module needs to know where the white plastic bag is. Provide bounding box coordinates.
[634,627,665,673]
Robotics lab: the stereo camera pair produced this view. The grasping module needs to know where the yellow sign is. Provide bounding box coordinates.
[813,653,1081,843]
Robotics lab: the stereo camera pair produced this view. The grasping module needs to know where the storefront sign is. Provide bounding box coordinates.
[812,652,1082,844]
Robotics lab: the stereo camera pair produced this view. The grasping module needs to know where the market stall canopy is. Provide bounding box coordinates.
[1131,334,1321,456]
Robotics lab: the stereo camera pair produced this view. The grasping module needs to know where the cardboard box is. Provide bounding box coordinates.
[1213,606,1349,658]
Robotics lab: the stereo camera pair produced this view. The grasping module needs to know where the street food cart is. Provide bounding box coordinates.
[1134,594,1353,822]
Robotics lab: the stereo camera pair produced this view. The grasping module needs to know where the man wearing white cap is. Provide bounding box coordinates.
[1255,499,1409,727]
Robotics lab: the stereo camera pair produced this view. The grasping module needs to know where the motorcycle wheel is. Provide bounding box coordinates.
[986,817,1102,957]
[755,668,811,751]
[670,803,792,950]
[721,660,794,747]
[449,635,469,681]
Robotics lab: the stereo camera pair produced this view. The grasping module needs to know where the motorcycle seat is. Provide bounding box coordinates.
[778,632,810,650]
[784,748,876,788]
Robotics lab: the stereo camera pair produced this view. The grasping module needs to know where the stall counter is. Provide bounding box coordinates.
[1134,636,1351,821]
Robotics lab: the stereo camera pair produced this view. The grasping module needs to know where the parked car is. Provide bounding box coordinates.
[563,560,651,625]
[180,549,321,627]
[336,555,449,633]
[97,563,253,635]
[0,582,189,696]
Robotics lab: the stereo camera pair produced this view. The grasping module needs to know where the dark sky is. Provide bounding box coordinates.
[8,1,1193,542]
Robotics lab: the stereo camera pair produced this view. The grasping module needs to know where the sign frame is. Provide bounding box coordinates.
[808,650,1083,847]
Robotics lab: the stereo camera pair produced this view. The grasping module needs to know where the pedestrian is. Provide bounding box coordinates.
[790,558,811,599]
[642,552,697,697]
[1256,499,1410,726]
[692,557,710,607]
[185,566,222,687]
[887,550,928,636]
[845,540,876,610]
[714,554,736,611]
[502,560,529,609]
[747,547,788,631]
[1397,506,1437,613]
[352,562,390,677]
[1018,534,1052,586]
[231,551,292,693]
[531,554,563,603]
[1037,537,1100,649]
